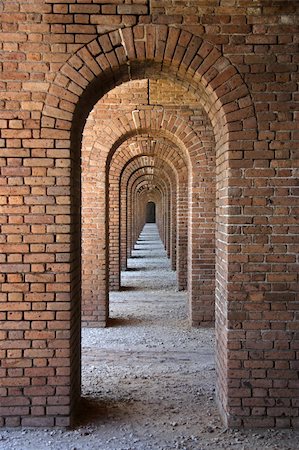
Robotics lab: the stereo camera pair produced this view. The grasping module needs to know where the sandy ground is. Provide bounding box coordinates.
[1,224,299,450]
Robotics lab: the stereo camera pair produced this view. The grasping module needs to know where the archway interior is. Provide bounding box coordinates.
[146,202,156,223]
[81,76,216,328]
[80,74,217,428]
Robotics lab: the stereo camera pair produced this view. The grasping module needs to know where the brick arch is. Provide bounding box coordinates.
[108,140,188,291]
[115,139,189,277]
[133,182,165,245]
[81,96,213,324]
[118,155,179,274]
[138,188,164,238]
[128,168,170,236]
[137,188,163,240]
[85,107,212,173]
[82,120,204,328]
[109,156,175,289]
[40,24,258,428]
[43,24,255,149]
[82,111,214,323]
[45,26,256,328]
[124,162,174,271]
[128,171,168,250]
[100,120,215,316]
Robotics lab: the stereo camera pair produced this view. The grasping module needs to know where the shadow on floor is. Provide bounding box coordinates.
[74,397,108,427]
[119,285,139,291]
[107,317,144,327]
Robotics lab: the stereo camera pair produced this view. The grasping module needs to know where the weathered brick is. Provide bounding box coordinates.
[0,2,298,432]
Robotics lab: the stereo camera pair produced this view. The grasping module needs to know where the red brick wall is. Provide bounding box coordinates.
[0,0,298,428]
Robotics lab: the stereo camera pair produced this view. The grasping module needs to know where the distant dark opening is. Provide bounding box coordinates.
[146,202,156,223]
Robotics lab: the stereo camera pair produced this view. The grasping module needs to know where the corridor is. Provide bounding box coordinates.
[80,223,217,448]
[2,0,298,431]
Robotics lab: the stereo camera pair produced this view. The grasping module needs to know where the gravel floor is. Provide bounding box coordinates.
[1,224,299,449]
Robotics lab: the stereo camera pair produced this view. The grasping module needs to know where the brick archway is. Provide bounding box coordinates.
[43,25,255,427]
[44,24,256,427]
[109,137,188,277]
[2,24,262,428]
[82,104,215,328]
[109,152,180,290]
[125,165,173,266]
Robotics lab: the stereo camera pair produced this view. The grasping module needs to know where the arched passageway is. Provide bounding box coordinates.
[1,18,298,433]
[81,76,215,325]
[146,202,156,223]
[48,23,256,428]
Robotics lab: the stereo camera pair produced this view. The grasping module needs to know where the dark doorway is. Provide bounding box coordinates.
[146,202,156,223]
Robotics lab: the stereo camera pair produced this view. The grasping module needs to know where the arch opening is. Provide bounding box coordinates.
[82,74,215,321]
[146,202,156,223]
[77,59,227,428]
[41,24,258,428]
[78,72,218,430]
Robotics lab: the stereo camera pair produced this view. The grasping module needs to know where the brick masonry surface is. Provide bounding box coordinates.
[0,0,298,428]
